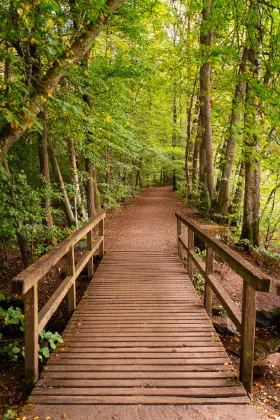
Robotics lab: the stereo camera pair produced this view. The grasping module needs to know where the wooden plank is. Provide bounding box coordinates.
[87,229,94,279]
[37,378,237,387]
[32,386,246,397]
[204,245,213,316]
[43,364,234,372]
[43,371,237,379]
[30,395,249,405]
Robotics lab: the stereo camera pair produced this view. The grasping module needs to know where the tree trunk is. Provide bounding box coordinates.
[172,84,177,191]
[38,107,53,230]
[217,48,248,215]
[3,159,33,267]
[48,144,75,227]
[67,138,86,219]
[240,0,261,247]
[199,0,215,204]
[185,78,197,197]
[85,159,96,219]
[192,110,202,194]
[93,168,101,214]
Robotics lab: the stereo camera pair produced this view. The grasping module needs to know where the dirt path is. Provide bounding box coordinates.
[105,186,188,251]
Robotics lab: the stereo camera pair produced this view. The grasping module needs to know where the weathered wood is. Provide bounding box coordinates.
[187,229,194,279]
[99,219,104,257]
[67,247,76,315]
[12,212,106,294]
[177,219,182,259]
[176,213,270,292]
[24,284,38,385]
[87,229,94,279]
[204,245,213,316]
[240,282,256,395]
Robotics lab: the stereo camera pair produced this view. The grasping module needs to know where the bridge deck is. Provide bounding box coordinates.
[31,251,248,405]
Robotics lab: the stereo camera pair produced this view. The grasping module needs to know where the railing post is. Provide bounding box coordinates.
[188,228,194,279]
[99,218,104,257]
[24,283,38,386]
[67,246,76,315]
[204,245,213,316]
[177,219,182,260]
[240,281,256,395]
[87,229,94,279]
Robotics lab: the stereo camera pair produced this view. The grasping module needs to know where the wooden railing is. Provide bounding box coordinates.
[12,212,106,385]
[175,213,271,395]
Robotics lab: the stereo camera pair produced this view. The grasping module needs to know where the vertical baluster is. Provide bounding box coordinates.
[177,219,182,260]
[188,228,194,279]
[24,283,38,386]
[240,281,256,395]
[67,246,76,315]
[99,218,105,257]
[87,229,94,279]
[204,245,213,316]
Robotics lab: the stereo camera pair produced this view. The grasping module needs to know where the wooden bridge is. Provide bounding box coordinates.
[13,210,271,417]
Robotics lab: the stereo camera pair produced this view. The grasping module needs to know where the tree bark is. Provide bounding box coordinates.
[172,83,177,191]
[192,110,202,194]
[185,78,197,197]
[38,107,53,230]
[0,0,124,162]
[217,48,248,215]
[48,144,75,226]
[199,0,215,204]
[240,0,261,247]
[85,159,96,219]
[67,138,86,219]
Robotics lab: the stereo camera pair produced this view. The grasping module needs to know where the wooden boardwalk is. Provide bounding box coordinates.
[30,250,248,406]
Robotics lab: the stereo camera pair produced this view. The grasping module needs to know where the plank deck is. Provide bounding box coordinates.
[31,251,248,405]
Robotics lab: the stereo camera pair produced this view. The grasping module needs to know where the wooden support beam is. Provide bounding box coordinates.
[177,219,182,260]
[188,228,194,280]
[240,282,256,395]
[87,229,94,279]
[204,246,213,317]
[24,284,38,385]
[67,247,76,315]
[99,219,105,257]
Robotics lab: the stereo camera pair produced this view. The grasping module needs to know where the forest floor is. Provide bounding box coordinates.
[0,186,280,418]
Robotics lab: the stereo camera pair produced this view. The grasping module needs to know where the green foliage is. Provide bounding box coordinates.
[3,409,17,420]
[0,296,63,362]
[192,273,205,294]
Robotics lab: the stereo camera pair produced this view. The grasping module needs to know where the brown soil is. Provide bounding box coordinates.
[0,186,279,418]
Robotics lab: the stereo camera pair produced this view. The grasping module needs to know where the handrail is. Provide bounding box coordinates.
[12,212,106,386]
[176,213,270,292]
[175,213,271,396]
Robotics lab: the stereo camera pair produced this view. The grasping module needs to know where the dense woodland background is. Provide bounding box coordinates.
[1,0,280,268]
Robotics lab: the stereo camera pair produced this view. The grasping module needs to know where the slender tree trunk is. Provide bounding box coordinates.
[199,0,215,204]
[38,106,53,230]
[135,157,142,188]
[240,1,261,247]
[172,84,177,191]
[3,159,33,267]
[229,161,245,217]
[217,48,248,215]
[67,138,86,219]
[85,159,96,219]
[93,168,101,214]
[185,78,197,197]
[192,110,202,194]
[48,144,75,226]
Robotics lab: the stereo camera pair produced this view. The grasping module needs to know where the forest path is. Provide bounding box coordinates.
[105,186,189,251]
[22,186,265,420]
